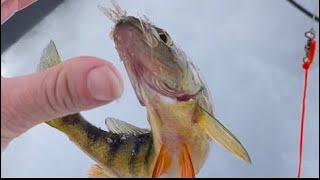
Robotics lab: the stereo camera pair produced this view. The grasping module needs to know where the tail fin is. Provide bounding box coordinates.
[36,40,65,129]
[37,40,61,72]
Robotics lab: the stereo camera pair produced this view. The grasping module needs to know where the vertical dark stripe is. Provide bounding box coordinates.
[64,114,82,124]
[63,113,114,143]
[107,134,126,164]
[65,113,108,142]
[129,133,151,176]
[144,136,153,174]
[129,137,144,176]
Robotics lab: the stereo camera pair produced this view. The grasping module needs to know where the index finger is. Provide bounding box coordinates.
[1,0,18,25]
[1,0,37,25]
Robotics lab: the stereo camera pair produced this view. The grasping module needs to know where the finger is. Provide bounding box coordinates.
[17,0,37,10]
[1,0,9,4]
[1,0,18,25]
[1,56,124,144]
[1,0,37,25]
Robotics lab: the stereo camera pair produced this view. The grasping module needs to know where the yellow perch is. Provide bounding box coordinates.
[37,1,251,178]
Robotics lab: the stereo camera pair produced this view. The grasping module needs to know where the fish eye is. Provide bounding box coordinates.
[159,33,167,43]
[158,32,173,46]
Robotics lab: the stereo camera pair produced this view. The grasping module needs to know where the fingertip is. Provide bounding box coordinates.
[102,60,124,93]
[87,64,123,101]
[63,56,124,102]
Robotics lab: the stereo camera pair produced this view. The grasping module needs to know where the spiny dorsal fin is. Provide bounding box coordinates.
[105,117,150,135]
[36,40,61,72]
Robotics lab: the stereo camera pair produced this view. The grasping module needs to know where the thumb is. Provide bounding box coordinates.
[1,56,123,150]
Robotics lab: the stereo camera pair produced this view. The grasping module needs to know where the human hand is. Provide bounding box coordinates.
[1,0,124,152]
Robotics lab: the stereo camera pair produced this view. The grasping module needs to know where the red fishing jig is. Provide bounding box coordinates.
[297,28,317,178]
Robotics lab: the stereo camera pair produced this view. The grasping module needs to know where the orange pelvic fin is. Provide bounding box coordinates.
[87,164,115,178]
[152,144,172,178]
[179,143,195,178]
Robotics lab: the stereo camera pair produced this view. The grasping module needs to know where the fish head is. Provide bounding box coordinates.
[101,3,202,103]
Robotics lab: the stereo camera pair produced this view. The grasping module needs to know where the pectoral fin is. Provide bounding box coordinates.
[179,143,195,178]
[195,104,251,163]
[151,144,172,178]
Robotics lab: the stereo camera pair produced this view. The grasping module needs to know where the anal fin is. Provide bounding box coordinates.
[179,143,195,178]
[151,144,171,178]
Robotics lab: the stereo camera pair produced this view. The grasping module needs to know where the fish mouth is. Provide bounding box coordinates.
[113,16,158,55]
[113,18,179,96]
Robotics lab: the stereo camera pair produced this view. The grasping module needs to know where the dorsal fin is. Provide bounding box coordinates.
[105,117,150,135]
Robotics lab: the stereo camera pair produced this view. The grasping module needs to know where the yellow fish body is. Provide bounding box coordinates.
[37,41,156,178]
[37,2,251,178]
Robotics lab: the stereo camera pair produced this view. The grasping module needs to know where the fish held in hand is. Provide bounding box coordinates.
[36,1,251,178]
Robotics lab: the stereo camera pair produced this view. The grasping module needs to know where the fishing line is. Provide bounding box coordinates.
[308,0,318,30]
[287,0,319,22]
[297,0,318,177]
